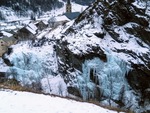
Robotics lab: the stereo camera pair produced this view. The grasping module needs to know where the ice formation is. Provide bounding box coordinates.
[4,41,69,96]
[77,53,139,110]
[78,54,130,100]
[6,52,43,85]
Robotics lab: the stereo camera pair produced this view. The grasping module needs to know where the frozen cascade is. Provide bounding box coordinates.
[6,52,44,85]
[6,50,58,86]
[77,57,104,100]
[6,49,68,97]
[77,53,138,108]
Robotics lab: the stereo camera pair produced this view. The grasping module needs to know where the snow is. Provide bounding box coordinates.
[26,26,36,34]
[71,1,87,13]
[63,20,150,65]
[0,89,121,113]
[25,23,38,35]
[1,31,13,37]
[42,20,48,25]
[132,1,150,16]
[37,28,51,39]
[55,15,70,22]
[28,23,38,31]
[0,0,87,36]
[0,6,32,25]
[132,1,146,9]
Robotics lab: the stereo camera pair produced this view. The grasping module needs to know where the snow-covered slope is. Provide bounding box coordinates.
[0,89,121,113]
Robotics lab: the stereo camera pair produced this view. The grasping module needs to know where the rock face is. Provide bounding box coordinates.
[57,40,106,73]
[56,0,150,112]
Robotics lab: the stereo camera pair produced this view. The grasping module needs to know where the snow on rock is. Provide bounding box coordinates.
[0,89,121,113]
[132,0,150,16]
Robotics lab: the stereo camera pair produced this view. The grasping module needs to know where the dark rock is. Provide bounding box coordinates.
[0,72,6,83]
[68,86,82,97]
[125,26,150,44]
[126,64,150,103]
[0,72,5,77]
[133,15,149,27]
[7,48,13,55]
[94,32,105,39]
[56,39,106,73]
[2,55,13,66]
[143,88,150,101]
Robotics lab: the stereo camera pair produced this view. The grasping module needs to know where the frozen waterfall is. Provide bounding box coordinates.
[77,54,132,104]
[6,52,43,85]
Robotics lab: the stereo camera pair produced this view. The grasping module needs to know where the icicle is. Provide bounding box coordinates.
[78,54,131,102]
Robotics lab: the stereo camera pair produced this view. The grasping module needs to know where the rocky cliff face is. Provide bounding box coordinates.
[56,0,150,112]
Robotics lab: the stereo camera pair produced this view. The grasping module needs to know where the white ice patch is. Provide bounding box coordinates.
[41,75,68,97]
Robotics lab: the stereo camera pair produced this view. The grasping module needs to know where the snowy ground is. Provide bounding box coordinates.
[0,89,122,113]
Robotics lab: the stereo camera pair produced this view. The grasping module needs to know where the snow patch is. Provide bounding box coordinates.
[0,89,120,113]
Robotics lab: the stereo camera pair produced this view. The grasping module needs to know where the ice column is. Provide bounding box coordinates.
[77,54,130,101]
